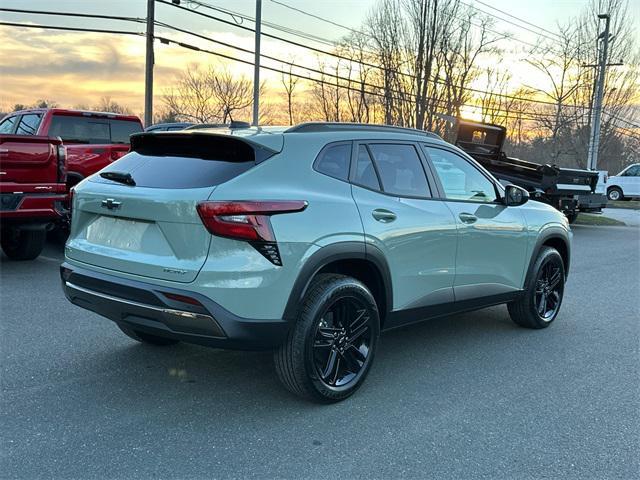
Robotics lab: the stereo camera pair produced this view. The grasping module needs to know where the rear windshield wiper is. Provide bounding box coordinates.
[100,171,136,186]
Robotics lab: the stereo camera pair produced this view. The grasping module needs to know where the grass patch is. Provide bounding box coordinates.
[574,213,626,226]
[607,200,640,210]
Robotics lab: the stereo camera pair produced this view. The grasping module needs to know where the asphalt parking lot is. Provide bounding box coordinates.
[1,225,639,479]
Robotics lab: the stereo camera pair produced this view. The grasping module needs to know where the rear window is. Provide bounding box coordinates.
[94,135,264,189]
[49,115,142,144]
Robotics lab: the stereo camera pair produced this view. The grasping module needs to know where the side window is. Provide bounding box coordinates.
[368,144,431,197]
[353,145,381,191]
[15,114,42,135]
[0,115,17,134]
[314,143,351,181]
[425,147,497,203]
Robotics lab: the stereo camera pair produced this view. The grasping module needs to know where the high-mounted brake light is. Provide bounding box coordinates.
[196,200,308,265]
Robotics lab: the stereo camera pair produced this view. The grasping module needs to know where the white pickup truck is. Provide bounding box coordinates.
[607,163,640,201]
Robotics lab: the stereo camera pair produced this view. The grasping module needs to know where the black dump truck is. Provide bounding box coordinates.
[453,120,606,222]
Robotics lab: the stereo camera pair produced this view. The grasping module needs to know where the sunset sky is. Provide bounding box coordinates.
[1,0,638,117]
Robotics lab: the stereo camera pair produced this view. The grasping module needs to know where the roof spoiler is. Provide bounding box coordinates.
[129,132,277,163]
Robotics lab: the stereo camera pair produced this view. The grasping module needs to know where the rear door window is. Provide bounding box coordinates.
[367,144,431,197]
[15,114,42,135]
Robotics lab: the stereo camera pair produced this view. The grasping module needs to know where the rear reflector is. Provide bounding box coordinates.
[196,201,308,242]
[161,292,203,307]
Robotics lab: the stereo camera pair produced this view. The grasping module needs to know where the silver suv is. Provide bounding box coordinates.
[61,123,571,402]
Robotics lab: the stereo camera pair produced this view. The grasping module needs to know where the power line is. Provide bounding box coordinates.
[157,0,583,110]
[268,0,369,37]
[469,0,561,39]
[0,21,143,37]
[269,0,543,50]
[186,0,339,47]
[0,7,146,24]
[154,19,572,121]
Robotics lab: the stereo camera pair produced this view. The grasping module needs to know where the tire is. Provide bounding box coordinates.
[565,212,578,224]
[274,274,380,403]
[607,187,623,201]
[508,247,565,329]
[117,324,180,346]
[0,228,46,261]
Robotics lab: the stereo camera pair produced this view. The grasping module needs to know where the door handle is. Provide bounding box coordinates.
[458,212,478,224]
[372,208,397,223]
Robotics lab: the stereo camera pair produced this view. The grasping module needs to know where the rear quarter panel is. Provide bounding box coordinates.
[198,133,365,319]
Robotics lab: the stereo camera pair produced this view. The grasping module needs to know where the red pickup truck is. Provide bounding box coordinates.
[0,109,143,259]
[0,133,67,259]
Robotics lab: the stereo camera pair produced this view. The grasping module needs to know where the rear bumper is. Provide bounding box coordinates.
[0,190,67,224]
[60,263,290,350]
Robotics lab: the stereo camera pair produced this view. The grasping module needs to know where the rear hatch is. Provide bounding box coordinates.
[66,132,278,283]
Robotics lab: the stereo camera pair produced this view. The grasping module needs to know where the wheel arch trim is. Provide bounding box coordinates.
[282,241,393,322]
[525,227,571,283]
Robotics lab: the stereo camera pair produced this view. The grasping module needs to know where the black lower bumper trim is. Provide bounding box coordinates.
[61,263,290,350]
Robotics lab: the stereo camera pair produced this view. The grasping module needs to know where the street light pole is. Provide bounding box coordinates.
[586,13,611,171]
[144,0,155,128]
[252,0,262,126]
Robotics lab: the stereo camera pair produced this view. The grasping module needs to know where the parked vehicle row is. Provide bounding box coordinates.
[61,122,572,402]
[0,108,143,259]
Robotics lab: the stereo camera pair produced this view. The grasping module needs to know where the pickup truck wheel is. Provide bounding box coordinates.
[274,274,380,403]
[1,228,46,261]
[607,187,623,201]
[508,247,565,329]
[117,324,179,346]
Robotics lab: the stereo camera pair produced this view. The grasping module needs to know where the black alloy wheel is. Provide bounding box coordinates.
[508,246,565,329]
[274,273,380,402]
[534,258,564,321]
[312,296,373,388]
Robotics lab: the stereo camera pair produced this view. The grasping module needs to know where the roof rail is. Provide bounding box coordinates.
[285,122,441,139]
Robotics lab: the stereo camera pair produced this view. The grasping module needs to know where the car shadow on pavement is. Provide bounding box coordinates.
[64,306,526,418]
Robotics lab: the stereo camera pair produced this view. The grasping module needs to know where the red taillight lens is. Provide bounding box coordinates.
[196,201,308,242]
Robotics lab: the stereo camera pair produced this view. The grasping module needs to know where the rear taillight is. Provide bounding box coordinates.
[57,144,67,183]
[196,200,308,265]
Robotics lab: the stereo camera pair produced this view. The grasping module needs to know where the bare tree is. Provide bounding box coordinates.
[280,60,300,125]
[212,67,253,123]
[163,64,219,123]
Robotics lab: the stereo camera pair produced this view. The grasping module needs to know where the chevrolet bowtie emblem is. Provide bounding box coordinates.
[101,198,121,210]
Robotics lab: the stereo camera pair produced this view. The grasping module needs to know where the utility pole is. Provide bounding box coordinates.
[144,0,155,128]
[586,13,611,171]
[252,0,262,126]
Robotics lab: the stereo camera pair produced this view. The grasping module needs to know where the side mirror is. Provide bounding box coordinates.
[504,184,529,206]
